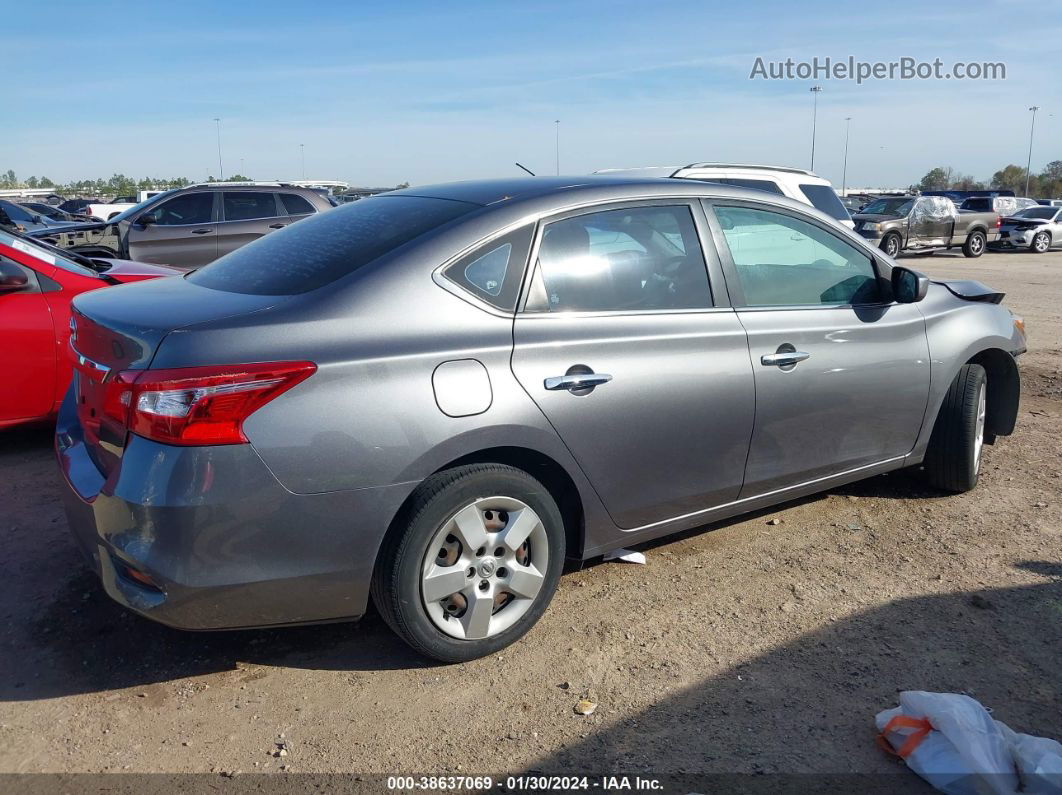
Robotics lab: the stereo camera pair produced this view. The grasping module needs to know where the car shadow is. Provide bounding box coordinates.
[512,563,1061,788]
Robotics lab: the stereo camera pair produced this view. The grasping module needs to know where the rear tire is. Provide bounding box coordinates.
[922,364,987,493]
[962,231,986,258]
[1031,231,1051,254]
[371,464,565,663]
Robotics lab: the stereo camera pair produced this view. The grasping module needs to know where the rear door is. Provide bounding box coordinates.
[0,256,55,422]
[511,201,755,529]
[127,191,218,266]
[706,201,930,496]
[216,191,287,258]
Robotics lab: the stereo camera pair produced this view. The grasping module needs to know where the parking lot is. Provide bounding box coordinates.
[0,248,1058,781]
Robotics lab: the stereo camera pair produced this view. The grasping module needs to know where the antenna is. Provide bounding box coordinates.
[515,162,536,176]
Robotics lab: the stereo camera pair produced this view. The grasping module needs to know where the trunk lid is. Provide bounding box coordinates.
[69,275,287,473]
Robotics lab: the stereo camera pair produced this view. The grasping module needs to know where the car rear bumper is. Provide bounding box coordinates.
[54,388,413,630]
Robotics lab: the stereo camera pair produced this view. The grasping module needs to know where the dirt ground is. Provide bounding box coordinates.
[1,249,1059,788]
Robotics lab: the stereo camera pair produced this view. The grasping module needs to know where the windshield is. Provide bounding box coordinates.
[860,198,915,216]
[0,200,37,223]
[1014,207,1057,220]
[188,195,478,295]
[0,228,99,277]
[106,189,179,223]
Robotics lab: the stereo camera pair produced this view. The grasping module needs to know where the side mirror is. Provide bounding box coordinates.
[0,261,30,293]
[138,212,158,226]
[891,266,929,303]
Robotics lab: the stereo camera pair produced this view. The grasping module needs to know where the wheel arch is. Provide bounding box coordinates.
[377,445,588,574]
[966,347,1020,437]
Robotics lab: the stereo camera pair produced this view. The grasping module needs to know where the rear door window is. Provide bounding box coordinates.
[279,193,316,216]
[798,183,851,221]
[223,192,281,222]
[189,195,477,295]
[525,204,712,312]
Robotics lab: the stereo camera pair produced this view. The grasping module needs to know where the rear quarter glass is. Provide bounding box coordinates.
[798,183,850,221]
[187,195,478,295]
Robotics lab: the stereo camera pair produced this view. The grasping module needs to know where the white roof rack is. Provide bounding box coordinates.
[681,163,818,177]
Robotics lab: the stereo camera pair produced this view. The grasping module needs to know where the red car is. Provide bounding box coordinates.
[0,229,179,429]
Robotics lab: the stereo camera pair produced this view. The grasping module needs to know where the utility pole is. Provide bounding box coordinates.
[1026,106,1040,196]
[213,118,224,181]
[809,86,822,171]
[554,120,560,176]
[841,116,851,196]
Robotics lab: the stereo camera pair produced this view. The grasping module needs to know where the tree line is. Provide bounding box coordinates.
[915,161,1062,198]
[0,172,275,196]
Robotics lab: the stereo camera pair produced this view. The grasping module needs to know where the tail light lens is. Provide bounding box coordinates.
[99,361,315,446]
[996,217,1002,228]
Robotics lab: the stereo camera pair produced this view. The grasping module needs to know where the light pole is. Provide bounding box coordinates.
[213,118,224,181]
[300,143,305,180]
[554,120,560,176]
[841,116,851,196]
[240,158,245,177]
[809,86,822,171]
[1025,106,1040,196]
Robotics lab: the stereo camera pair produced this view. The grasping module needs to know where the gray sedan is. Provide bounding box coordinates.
[56,177,1025,661]
[996,205,1062,253]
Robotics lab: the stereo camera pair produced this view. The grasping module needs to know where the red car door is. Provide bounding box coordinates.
[0,255,56,425]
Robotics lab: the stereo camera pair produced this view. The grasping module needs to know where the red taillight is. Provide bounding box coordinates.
[996,217,1002,228]
[103,362,316,446]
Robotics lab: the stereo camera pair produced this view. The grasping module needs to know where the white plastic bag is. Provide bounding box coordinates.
[876,691,1062,795]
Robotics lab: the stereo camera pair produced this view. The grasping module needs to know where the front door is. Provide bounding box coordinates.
[909,196,954,248]
[707,202,931,497]
[511,202,755,529]
[128,191,218,267]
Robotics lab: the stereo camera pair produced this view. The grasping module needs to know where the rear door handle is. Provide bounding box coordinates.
[191,228,213,235]
[544,373,613,391]
[761,351,811,367]
[268,223,286,229]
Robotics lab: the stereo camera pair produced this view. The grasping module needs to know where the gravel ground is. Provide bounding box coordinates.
[1,249,1059,787]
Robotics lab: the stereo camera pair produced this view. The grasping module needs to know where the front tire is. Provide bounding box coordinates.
[371,464,566,662]
[922,364,987,493]
[962,231,986,258]
[881,233,902,259]
[1031,231,1051,254]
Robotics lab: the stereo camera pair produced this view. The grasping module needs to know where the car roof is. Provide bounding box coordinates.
[594,163,822,179]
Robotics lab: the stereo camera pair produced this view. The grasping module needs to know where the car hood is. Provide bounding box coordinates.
[1000,216,1047,226]
[94,258,184,281]
[26,219,109,237]
[932,279,1004,304]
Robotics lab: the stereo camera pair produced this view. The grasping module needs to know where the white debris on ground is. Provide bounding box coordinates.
[876,691,1062,795]
[602,548,646,564]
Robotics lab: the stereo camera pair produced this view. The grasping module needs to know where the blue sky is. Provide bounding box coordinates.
[5,0,1060,188]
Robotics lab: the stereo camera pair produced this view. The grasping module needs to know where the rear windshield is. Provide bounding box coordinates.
[798,183,851,221]
[188,195,477,295]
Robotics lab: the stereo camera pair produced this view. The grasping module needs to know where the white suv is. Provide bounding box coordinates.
[594,163,854,228]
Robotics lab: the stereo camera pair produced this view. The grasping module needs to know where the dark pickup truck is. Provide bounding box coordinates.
[853,195,1000,259]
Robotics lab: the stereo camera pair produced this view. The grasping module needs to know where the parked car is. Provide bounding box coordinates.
[20,202,89,222]
[840,195,867,214]
[0,229,178,429]
[0,199,84,232]
[922,189,1014,204]
[59,198,100,216]
[994,205,1062,253]
[959,196,1038,216]
[33,183,332,267]
[1034,199,1062,207]
[83,196,138,221]
[853,195,999,258]
[57,177,1024,662]
[594,163,854,228]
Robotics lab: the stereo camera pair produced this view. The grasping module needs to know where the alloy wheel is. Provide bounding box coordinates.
[973,381,986,474]
[1034,233,1050,253]
[420,497,548,640]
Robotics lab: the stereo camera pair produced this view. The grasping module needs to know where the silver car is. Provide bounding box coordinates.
[56,177,1025,662]
[997,205,1062,253]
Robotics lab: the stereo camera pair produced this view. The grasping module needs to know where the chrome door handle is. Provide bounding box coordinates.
[761,351,811,367]
[544,373,613,391]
